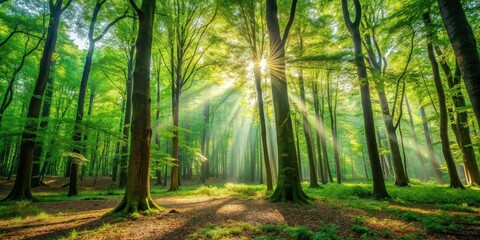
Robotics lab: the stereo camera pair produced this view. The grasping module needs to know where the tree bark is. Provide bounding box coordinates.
[4,0,72,201]
[119,43,135,188]
[437,0,480,125]
[298,68,319,188]
[419,105,444,183]
[266,0,311,204]
[327,74,341,184]
[112,0,161,214]
[423,11,464,189]
[32,60,55,188]
[312,82,326,184]
[342,0,389,199]
[436,47,480,185]
[254,63,273,190]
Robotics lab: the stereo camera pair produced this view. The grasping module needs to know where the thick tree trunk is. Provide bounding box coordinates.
[423,12,464,189]
[4,1,69,201]
[266,0,311,204]
[342,0,389,199]
[254,63,273,190]
[437,0,480,125]
[112,0,161,214]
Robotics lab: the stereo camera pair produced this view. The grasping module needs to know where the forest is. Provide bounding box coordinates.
[0,0,480,239]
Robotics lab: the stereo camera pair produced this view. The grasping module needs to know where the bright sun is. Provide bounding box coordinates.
[259,58,268,69]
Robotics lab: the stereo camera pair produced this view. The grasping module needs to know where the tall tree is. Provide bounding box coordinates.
[326,72,341,184]
[220,0,273,191]
[4,0,73,201]
[159,0,217,191]
[362,14,409,187]
[437,0,480,125]
[266,0,312,203]
[342,0,389,199]
[434,47,480,185]
[112,0,161,214]
[423,10,464,189]
[68,0,127,196]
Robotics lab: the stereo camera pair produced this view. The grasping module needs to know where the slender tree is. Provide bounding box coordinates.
[423,10,464,189]
[68,0,127,196]
[3,0,73,201]
[342,0,389,199]
[435,47,480,185]
[362,16,408,186]
[220,0,273,191]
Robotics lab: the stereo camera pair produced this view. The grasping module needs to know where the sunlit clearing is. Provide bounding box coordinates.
[217,204,246,214]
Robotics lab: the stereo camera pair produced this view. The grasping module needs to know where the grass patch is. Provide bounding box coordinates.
[187,220,344,240]
[0,201,45,219]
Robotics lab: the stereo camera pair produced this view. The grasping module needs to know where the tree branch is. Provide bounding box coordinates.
[129,0,141,14]
[61,0,74,13]
[280,0,298,47]
[93,10,128,42]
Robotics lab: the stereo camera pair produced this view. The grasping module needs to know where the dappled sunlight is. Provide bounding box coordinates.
[216,203,246,214]
[388,205,440,215]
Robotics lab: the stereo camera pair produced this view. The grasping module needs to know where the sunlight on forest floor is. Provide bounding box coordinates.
[0,178,479,239]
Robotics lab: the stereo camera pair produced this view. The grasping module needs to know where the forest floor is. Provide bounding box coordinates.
[0,177,479,240]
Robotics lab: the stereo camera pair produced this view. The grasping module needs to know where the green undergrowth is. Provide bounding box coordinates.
[187,220,343,240]
[151,182,269,200]
[0,201,48,220]
[304,181,480,211]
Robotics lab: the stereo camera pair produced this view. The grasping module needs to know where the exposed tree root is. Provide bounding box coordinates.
[109,195,163,217]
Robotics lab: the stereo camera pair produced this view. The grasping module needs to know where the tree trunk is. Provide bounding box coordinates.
[423,11,464,189]
[199,100,210,184]
[254,63,273,190]
[420,105,444,183]
[4,0,70,201]
[119,44,135,189]
[377,90,408,186]
[342,0,389,199]
[32,60,55,188]
[312,82,326,184]
[68,40,95,197]
[298,68,319,188]
[327,74,341,184]
[436,47,480,185]
[112,0,161,214]
[266,0,311,204]
[437,0,480,125]
[294,116,302,181]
